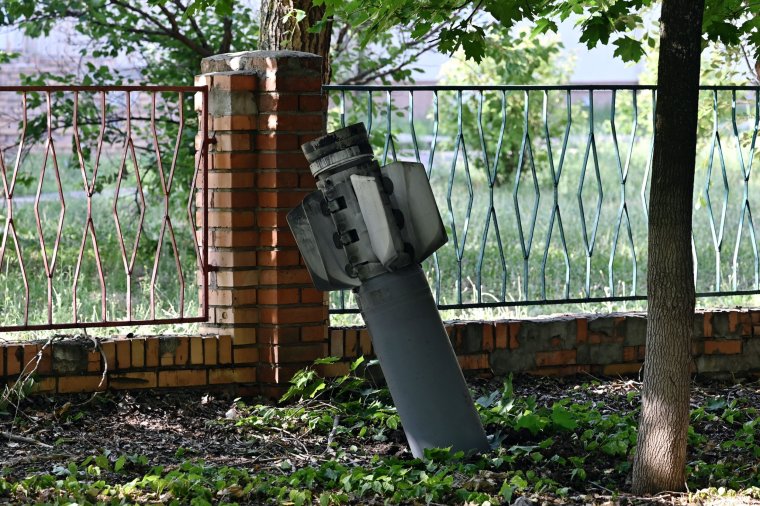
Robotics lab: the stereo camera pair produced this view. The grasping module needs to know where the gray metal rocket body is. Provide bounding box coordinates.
[287,123,489,458]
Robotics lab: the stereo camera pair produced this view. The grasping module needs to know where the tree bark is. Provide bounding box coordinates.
[631,0,704,495]
[259,0,333,82]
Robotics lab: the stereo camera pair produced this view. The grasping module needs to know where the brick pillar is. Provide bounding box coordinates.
[196,51,329,396]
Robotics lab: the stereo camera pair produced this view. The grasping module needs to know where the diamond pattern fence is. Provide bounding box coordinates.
[0,86,208,332]
[324,84,760,314]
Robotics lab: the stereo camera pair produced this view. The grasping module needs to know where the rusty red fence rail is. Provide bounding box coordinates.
[0,85,208,332]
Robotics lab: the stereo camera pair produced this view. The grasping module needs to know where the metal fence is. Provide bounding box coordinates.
[0,86,208,332]
[324,84,760,313]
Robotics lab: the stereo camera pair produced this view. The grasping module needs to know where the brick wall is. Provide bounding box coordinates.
[1,334,257,395]
[325,309,760,380]
[3,309,759,396]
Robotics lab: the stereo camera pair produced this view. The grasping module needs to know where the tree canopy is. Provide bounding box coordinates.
[315,0,760,67]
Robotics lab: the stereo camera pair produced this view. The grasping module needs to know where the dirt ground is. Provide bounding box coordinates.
[1,375,759,505]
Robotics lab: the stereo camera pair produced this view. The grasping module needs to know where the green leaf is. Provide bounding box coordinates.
[612,36,645,62]
[411,22,431,39]
[551,404,578,431]
[350,356,365,371]
[114,455,126,472]
[314,356,340,365]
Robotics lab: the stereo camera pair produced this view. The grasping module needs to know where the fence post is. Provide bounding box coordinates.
[196,51,329,396]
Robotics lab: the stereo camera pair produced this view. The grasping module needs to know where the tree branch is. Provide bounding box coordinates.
[219,17,233,53]
[173,0,211,51]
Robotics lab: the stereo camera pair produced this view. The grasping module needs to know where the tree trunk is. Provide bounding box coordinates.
[631,0,704,495]
[259,0,333,82]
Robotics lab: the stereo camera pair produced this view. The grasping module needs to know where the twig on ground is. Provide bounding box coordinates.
[326,414,340,449]
[0,430,53,448]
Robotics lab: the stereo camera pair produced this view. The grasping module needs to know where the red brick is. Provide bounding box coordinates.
[228,328,257,345]
[218,335,233,364]
[536,349,576,367]
[208,288,233,306]
[209,250,258,269]
[206,210,255,228]
[259,113,324,132]
[299,172,316,188]
[214,270,259,287]
[209,367,256,384]
[703,312,713,337]
[30,377,56,393]
[258,93,299,112]
[212,115,257,131]
[214,133,252,152]
[146,338,160,367]
[259,306,327,325]
[100,341,116,371]
[234,346,259,364]
[158,370,207,388]
[258,288,299,305]
[131,338,145,368]
[40,345,54,374]
[301,324,326,342]
[213,74,257,91]
[109,372,157,389]
[300,288,325,304]
[257,152,310,171]
[58,375,106,393]
[508,322,521,349]
[259,229,297,247]
[589,333,624,345]
[330,329,344,357]
[359,329,372,356]
[704,339,742,355]
[482,325,495,352]
[213,152,257,170]
[174,337,189,365]
[344,331,358,358]
[262,74,322,93]
[160,344,175,367]
[214,307,258,324]
[623,346,637,362]
[576,319,588,344]
[258,268,312,286]
[116,340,131,370]
[257,171,300,189]
[495,324,508,349]
[258,191,310,209]
[299,94,327,112]
[0,347,4,377]
[256,211,290,228]
[87,350,101,373]
[257,327,299,345]
[457,354,490,370]
[729,312,740,333]
[255,133,300,151]
[205,171,255,190]
[203,337,218,366]
[22,344,39,373]
[211,230,259,248]
[206,190,258,209]
[190,336,204,365]
[275,343,327,364]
